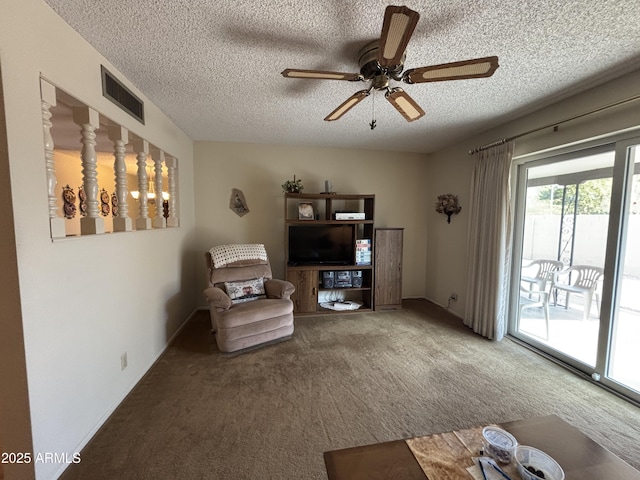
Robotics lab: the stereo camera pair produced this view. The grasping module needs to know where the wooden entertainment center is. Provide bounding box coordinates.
[284,192,403,315]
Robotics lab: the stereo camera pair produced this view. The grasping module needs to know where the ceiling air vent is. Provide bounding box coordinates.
[101,66,145,124]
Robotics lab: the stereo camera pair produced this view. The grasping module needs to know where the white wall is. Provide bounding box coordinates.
[193,141,429,306]
[425,68,640,318]
[0,1,197,479]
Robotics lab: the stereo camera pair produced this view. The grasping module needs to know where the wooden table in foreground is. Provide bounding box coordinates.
[323,414,640,480]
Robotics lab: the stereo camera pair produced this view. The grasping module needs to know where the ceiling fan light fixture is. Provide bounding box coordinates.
[385,87,425,122]
[281,6,498,124]
[378,6,419,68]
[324,90,369,121]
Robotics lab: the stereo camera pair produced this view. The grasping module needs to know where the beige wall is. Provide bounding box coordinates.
[425,68,640,318]
[193,142,429,306]
[0,64,34,480]
[0,0,197,478]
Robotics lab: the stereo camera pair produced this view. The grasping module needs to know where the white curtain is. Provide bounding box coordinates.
[464,142,514,340]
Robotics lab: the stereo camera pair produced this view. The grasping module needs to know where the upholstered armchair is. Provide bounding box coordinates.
[204,244,295,353]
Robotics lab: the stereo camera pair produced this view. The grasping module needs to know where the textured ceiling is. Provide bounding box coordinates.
[43,0,640,154]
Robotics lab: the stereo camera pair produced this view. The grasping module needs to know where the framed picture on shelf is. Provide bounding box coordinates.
[298,202,314,220]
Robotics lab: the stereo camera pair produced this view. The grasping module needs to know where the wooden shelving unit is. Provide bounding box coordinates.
[374,228,404,311]
[284,193,375,315]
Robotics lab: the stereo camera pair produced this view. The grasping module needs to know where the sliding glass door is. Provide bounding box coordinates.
[606,141,640,395]
[511,136,640,403]
[514,147,614,366]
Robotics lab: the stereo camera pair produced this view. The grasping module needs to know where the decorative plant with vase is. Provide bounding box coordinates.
[282,175,304,193]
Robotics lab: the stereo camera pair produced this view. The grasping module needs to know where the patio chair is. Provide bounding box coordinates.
[551,265,604,320]
[519,285,550,340]
[521,259,563,294]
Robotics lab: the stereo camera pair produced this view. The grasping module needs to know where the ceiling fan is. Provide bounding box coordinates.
[281,5,499,122]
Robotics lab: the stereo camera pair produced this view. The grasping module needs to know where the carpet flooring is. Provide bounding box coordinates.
[60,299,640,479]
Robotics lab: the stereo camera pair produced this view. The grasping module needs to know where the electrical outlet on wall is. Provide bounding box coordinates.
[446,292,458,309]
[120,352,128,371]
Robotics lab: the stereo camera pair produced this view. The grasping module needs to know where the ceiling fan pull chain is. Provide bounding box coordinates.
[369,90,377,130]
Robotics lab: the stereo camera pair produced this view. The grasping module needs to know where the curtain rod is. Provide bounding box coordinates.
[468,93,640,155]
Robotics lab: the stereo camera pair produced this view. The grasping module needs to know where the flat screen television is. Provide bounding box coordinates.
[288,224,354,266]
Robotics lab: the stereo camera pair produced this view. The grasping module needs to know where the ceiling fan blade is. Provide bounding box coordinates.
[403,56,499,83]
[281,69,363,81]
[324,90,370,121]
[385,88,425,122]
[377,5,420,69]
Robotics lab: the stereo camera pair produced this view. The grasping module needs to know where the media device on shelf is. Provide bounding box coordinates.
[334,271,353,287]
[334,211,366,220]
[321,270,363,288]
[322,271,335,288]
[288,224,355,266]
[351,270,363,287]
